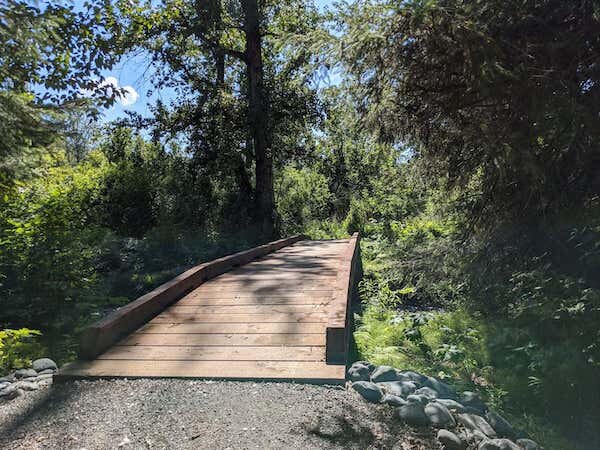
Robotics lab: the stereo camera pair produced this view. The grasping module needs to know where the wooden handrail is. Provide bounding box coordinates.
[325,232,361,364]
[79,234,305,359]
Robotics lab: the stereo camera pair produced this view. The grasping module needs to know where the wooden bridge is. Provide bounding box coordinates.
[58,234,361,384]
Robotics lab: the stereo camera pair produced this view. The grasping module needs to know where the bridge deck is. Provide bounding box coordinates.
[58,239,354,383]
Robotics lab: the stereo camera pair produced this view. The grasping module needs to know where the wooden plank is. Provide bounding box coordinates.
[176,294,334,306]
[78,234,305,359]
[119,333,325,346]
[136,322,328,334]
[150,312,328,323]
[57,360,346,383]
[97,345,325,361]
[166,304,328,314]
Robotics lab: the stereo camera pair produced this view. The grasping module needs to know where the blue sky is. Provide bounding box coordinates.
[92,0,337,122]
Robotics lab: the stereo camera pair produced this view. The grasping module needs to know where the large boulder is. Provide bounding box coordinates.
[32,358,57,372]
[347,362,371,382]
[437,429,467,450]
[478,438,521,450]
[457,413,497,438]
[351,381,383,403]
[371,365,399,383]
[486,411,515,438]
[398,402,430,426]
[425,402,456,428]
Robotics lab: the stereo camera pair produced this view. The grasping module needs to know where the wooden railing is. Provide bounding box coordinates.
[79,234,305,359]
[325,232,362,364]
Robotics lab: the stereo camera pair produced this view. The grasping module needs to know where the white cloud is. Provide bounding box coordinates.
[95,76,139,107]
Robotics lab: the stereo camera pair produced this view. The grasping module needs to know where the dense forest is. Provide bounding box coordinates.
[1,0,599,448]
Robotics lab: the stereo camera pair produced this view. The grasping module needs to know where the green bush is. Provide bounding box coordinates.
[0,328,43,374]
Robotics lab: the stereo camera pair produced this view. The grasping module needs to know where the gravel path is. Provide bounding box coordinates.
[0,379,438,449]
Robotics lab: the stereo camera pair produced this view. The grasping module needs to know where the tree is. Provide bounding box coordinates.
[114,0,319,236]
[337,0,600,230]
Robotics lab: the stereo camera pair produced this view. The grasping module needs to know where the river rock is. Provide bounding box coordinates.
[348,363,371,382]
[425,377,456,399]
[516,439,539,450]
[351,381,383,403]
[399,370,428,385]
[478,438,521,450]
[461,391,487,412]
[15,368,37,379]
[32,358,57,372]
[434,398,467,413]
[437,429,466,450]
[382,394,408,407]
[398,402,429,426]
[415,386,439,399]
[457,413,497,438]
[486,411,515,438]
[407,394,429,405]
[425,402,456,428]
[378,380,417,396]
[371,365,399,382]
[0,384,23,400]
[0,381,10,390]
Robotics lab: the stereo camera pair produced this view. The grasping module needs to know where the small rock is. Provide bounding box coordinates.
[478,438,521,450]
[461,391,487,412]
[371,365,399,383]
[437,429,466,450]
[406,394,429,405]
[37,368,55,375]
[486,411,515,438]
[14,368,37,379]
[415,386,439,399]
[0,375,15,383]
[382,394,408,407]
[33,358,58,372]
[15,380,38,391]
[463,429,489,445]
[434,398,467,413]
[351,381,383,403]
[378,380,417,396]
[457,413,497,438]
[354,360,376,371]
[398,402,430,426]
[33,373,54,382]
[425,402,456,428]
[0,381,10,390]
[516,438,539,450]
[347,363,371,382]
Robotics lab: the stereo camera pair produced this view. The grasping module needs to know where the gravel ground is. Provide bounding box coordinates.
[0,379,438,449]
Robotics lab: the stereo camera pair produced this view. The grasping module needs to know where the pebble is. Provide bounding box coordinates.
[370,365,399,383]
[351,381,383,403]
[425,402,456,428]
[398,402,429,426]
[437,429,466,449]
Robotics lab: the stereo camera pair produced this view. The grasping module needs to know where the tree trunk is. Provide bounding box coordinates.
[241,0,276,237]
